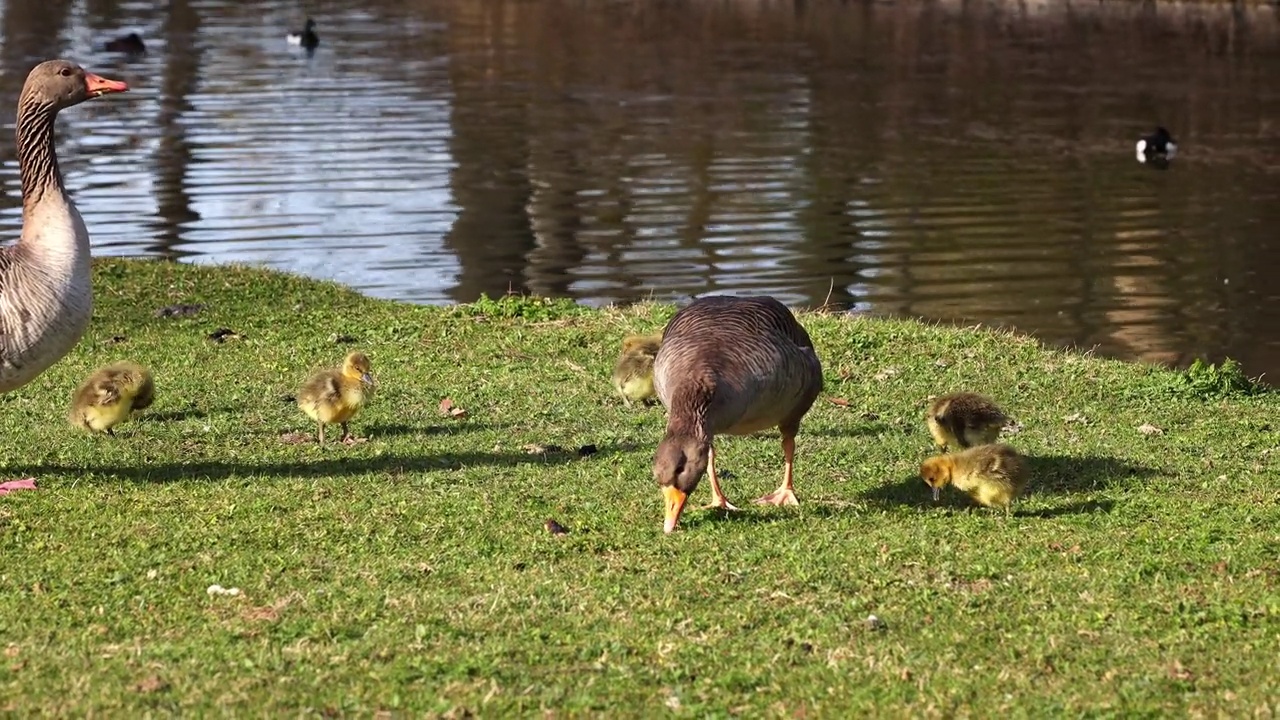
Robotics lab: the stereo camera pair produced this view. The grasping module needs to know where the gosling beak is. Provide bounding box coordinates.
[931,485,941,502]
[662,485,688,534]
[84,72,129,97]
[360,373,375,387]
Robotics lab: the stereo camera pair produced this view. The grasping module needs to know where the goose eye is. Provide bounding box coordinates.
[60,67,71,77]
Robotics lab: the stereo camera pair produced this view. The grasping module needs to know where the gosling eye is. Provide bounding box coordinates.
[60,67,72,77]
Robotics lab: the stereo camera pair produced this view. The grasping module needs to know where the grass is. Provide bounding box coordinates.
[2,258,1279,717]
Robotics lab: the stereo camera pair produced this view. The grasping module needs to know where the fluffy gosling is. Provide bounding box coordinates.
[69,361,154,435]
[297,351,375,444]
[920,443,1030,514]
[926,391,1009,452]
[612,333,662,406]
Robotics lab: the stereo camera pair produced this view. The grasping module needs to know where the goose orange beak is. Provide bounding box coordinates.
[662,486,688,534]
[85,72,128,97]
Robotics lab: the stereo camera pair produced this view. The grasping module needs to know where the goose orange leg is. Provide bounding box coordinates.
[756,432,800,506]
[702,444,740,511]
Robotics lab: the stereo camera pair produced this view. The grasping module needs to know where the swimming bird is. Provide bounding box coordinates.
[103,32,146,54]
[652,295,823,533]
[296,351,375,444]
[925,392,1009,452]
[287,18,319,51]
[1136,127,1177,163]
[920,443,1030,515]
[0,61,128,398]
[68,361,154,435]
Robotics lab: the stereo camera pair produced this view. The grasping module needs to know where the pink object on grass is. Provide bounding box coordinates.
[0,478,37,495]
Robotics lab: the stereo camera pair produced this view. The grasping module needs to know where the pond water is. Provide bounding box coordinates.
[1,0,1278,376]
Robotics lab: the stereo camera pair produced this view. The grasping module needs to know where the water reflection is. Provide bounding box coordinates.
[0,0,1277,375]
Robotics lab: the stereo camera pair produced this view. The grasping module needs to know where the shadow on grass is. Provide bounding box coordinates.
[672,504,795,532]
[1027,455,1159,493]
[29,444,630,484]
[860,454,1158,511]
[144,409,212,423]
[362,421,496,438]
[803,421,896,439]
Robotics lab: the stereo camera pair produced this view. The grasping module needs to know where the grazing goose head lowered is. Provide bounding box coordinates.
[652,295,824,533]
[0,60,128,395]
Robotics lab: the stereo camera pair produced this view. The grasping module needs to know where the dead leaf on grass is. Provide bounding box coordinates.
[438,398,468,419]
[133,675,169,694]
[1168,661,1195,682]
[827,397,851,407]
[279,432,310,445]
[523,443,565,455]
[873,366,901,382]
[1137,423,1164,436]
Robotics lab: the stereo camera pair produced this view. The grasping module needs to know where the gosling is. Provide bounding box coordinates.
[69,361,154,435]
[926,392,1009,452]
[920,443,1030,515]
[297,351,375,444]
[612,333,662,406]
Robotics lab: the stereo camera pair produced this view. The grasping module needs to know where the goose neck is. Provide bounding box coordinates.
[16,96,65,219]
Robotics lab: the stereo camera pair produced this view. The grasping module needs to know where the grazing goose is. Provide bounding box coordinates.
[652,295,824,533]
[1136,126,1176,163]
[0,60,128,396]
[288,18,320,51]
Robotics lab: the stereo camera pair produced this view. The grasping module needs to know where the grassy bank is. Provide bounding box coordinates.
[1,258,1278,717]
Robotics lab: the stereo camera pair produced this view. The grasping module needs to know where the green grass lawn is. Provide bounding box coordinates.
[1,258,1278,717]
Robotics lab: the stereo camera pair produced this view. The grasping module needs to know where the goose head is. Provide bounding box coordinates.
[654,433,710,533]
[24,60,128,110]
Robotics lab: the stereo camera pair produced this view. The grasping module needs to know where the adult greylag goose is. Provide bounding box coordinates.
[0,60,128,395]
[652,295,824,533]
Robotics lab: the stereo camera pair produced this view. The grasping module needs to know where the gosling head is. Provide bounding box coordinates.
[342,352,375,386]
[919,456,955,502]
[23,59,128,111]
[653,433,710,534]
[620,334,662,357]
